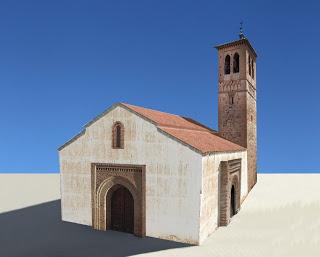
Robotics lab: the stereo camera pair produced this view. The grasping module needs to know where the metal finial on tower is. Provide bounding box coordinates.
[239,21,245,39]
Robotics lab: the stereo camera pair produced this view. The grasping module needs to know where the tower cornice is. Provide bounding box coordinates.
[215,38,257,58]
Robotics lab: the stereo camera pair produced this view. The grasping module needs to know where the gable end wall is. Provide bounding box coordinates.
[59,105,203,244]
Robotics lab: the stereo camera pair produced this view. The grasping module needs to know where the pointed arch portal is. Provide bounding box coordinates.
[110,185,134,233]
[218,159,241,226]
[91,163,146,237]
[230,185,236,218]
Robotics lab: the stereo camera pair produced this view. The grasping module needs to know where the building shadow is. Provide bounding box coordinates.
[0,200,189,257]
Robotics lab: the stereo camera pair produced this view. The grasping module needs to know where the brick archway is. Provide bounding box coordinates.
[230,174,240,215]
[218,159,241,226]
[109,184,134,233]
[91,163,146,237]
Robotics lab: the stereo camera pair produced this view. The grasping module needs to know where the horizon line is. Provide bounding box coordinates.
[0,171,320,174]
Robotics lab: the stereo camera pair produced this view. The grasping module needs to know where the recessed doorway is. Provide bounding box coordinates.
[230,185,236,218]
[110,185,134,233]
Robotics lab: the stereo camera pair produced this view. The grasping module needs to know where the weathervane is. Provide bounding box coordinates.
[239,21,245,39]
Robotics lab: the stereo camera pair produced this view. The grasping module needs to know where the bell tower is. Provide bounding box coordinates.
[215,28,257,191]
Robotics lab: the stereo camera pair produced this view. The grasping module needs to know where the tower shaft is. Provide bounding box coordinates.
[216,38,257,191]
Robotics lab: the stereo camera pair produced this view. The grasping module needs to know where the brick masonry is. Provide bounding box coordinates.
[112,121,125,149]
[91,163,146,237]
[218,159,241,226]
[216,39,257,192]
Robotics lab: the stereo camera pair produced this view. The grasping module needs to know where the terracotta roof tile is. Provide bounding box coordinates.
[121,103,245,154]
[121,103,212,132]
[159,127,244,154]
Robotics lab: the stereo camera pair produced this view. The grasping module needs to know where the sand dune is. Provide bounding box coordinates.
[0,174,319,257]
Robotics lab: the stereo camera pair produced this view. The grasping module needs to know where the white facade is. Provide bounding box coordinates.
[59,104,248,245]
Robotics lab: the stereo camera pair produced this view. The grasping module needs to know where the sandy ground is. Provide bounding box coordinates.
[0,174,319,257]
[136,174,320,257]
[0,174,60,213]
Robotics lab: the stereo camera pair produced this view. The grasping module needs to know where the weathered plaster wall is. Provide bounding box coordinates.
[199,151,247,244]
[59,105,203,244]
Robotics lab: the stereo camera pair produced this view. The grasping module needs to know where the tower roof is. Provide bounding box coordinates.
[215,38,257,57]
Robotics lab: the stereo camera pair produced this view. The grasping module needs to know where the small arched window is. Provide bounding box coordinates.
[228,93,235,105]
[251,59,255,79]
[224,55,230,75]
[112,122,124,149]
[248,56,252,76]
[233,53,239,73]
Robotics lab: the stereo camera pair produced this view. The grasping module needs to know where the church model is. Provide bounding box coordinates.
[59,32,257,245]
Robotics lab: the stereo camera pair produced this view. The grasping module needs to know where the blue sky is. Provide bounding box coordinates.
[0,0,319,173]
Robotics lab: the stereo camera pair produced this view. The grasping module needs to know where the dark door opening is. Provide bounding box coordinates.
[230,185,236,218]
[110,185,134,233]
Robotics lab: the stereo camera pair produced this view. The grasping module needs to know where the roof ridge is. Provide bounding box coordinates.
[59,102,245,154]
[121,102,181,117]
[158,125,211,133]
[121,103,218,132]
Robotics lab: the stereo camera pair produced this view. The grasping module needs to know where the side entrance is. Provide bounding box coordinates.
[91,163,146,237]
[218,159,241,226]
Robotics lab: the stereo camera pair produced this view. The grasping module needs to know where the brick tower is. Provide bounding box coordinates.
[215,30,257,191]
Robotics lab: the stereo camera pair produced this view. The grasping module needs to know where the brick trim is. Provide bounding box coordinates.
[215,38,257,58]
[218,159,241,226]
[112,121,124,149]
[91,163,146,237]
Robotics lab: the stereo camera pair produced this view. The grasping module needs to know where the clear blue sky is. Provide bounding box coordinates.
[0,0,319,173]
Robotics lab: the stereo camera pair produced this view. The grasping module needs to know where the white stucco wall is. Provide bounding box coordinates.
[199,151,248,244]
[59,105,203,244]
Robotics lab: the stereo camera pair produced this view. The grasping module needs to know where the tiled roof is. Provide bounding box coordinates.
[121,103,245,154]
[59,102,245,153]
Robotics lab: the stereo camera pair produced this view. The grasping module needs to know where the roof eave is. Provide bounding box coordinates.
[202,148,247,156]
[58,130,86,151]
[58,102,123,151]
[214,38,257,58]
[157,127,246,156]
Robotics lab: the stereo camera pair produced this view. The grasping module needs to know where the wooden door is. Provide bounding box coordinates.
[111,186,134,233]
[230,185,236,218]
